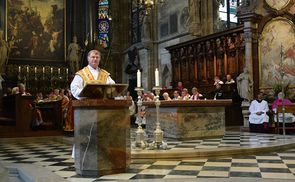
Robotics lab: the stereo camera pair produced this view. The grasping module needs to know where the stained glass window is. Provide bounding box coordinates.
[98,0,110,48]
[219,0,240,29]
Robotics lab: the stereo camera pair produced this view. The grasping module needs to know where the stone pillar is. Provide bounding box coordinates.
[197,0,214,36]
[238,13,262,100]
[243,22,256,101]
[147,5,160,90]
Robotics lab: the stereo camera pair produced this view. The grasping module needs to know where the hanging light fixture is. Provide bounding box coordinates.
[138,0,165,15]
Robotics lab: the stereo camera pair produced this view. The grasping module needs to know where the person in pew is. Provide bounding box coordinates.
[143,92,155,101]
[60,89,70,128]
[162,92,172,101]
[181,88,190,100]
[249,92,269,132]
[225,74,235,84]
[64,89,74,131]
[213,76,224,86]
[176,81,184,92]
[36,92,43,102]
[70,49,115,100]
[190,87,203,100]
[30,91,52,130]
[172,90,181,100]
[213,84,223,100]
[47,88,62,101]
[11,87,19,95]
[18,83,30,96]
[272,92,295,125]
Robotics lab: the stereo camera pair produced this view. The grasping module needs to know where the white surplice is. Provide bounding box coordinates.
[249,100,269,124]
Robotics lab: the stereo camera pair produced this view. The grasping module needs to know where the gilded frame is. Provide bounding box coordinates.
[5,0,66,63]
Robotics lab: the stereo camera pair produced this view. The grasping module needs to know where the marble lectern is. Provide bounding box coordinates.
[72,84,131,176]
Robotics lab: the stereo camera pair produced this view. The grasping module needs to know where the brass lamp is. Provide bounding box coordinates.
[138,0,165,14]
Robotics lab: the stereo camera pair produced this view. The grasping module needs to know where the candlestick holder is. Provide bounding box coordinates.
[149,86,167,150]
[134,87,147,149]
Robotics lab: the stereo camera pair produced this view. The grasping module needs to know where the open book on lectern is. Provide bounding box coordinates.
[78,83,128,99]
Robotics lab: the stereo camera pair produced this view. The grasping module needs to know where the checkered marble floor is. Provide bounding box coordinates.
[133,131,295,150]
[0,132,295,181]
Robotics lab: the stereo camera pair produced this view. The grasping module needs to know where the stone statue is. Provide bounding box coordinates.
[67,36,80,74]
[125,47,141,101]
[236,67,253,101]
[0,30,9,74]
[141,15,152,48]
[188,0,201,36]
[213,0,226,31]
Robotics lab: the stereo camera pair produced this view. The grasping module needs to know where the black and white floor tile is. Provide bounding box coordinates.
[0,132,295,181]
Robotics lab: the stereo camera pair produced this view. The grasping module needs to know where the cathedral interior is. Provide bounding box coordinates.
[0,0,295,181]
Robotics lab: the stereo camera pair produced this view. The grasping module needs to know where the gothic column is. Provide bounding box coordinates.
[238,13,262,99]
[109,1,131,82]
[146,5,160,90]
[237,2,263,130]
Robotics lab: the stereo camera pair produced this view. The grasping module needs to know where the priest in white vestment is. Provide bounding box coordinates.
[249,92,269,132]
[70,49,115,158]
[70,49,115,100]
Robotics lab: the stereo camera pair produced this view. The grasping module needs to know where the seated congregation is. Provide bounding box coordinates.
[137,74,295,135]
[143,74,239,102]
[0,83,74,136]
[249,91,295,133]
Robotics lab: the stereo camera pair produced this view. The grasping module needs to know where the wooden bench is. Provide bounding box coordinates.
[35,100,63,130]
[0,95,64,137]
[0,94,34,132]
[275,105,295,134]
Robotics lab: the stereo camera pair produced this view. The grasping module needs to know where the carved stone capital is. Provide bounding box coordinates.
[237,12,262,23]
[243,30,259,43]
[243,32,252,43]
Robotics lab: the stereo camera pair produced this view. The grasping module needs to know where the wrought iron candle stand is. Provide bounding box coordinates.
[134,87,147,149]
[149,86,167,150]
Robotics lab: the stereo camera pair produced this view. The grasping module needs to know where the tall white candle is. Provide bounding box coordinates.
[58,68,61,75]
[26,66,29,73]
[34,67,37,73]
[155,68,159,87]
[66,68,68,75]
[18,66,21,73]
[137,69,141,87]
[50,67,53,74]
[42,67,45,73]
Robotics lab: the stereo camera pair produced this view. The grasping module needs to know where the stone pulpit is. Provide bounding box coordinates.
[72,84,131,176]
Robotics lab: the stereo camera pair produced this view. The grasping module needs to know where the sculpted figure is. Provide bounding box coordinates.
[236,67,253,101]
[67,36,81,74]
[188,0,201,36]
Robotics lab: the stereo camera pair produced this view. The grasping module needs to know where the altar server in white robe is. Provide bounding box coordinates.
[249,92,269,132]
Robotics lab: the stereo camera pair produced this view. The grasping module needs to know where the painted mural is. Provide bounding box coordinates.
[259,17,295,88]
[7,0,65,62]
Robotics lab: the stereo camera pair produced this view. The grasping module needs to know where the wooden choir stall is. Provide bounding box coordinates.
[0,94,63,137]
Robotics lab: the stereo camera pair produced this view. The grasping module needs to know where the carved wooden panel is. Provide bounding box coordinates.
[166,26,245,91]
